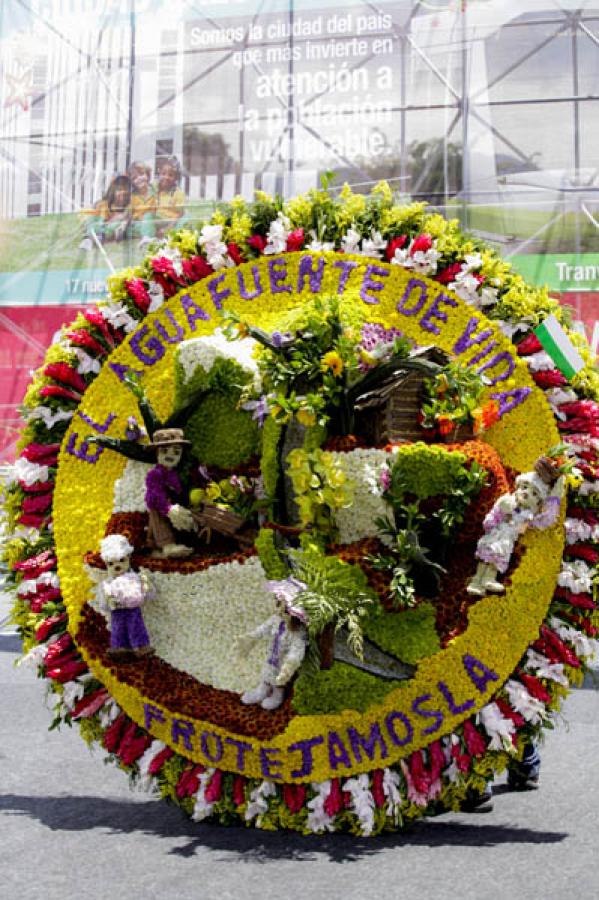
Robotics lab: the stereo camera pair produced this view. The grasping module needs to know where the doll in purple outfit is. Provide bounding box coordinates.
[99,534,155,660]
[467,460,564,597]
[145,428,197,558]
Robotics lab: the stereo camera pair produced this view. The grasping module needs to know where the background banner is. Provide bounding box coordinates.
[1,0,598,458]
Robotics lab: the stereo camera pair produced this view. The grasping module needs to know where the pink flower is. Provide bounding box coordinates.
[103,713,128,753]
[22,492,52,515]
[64,328,107,357]
[151,256,178,278]
[410,234,433,254]
[463,720,487,757]
[517,332,543,355]
[148,747,175,776]
[248,234,267,253]
[519,674,551,703]
[282,782,306,813]
[83,307,119,346]
[232,775,246,806]
[286,228,305,252]
[371,770,386,808]
[13,550,56,577]
[34,612,66,643]
[182,255,214,282]
[43,362,87,394]
[125,278,151,314]
[323,778,344,817]
[71,688,110,719]
[227,242,245,265]
[20,443,61,465]
[435,262,463,285]
[379,467,391,492]
[204,769,224,804]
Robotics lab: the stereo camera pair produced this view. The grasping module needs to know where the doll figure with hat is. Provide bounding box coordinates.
[145,428,198,558]
[467,454,565,597]
[236,577,308,711]
[97,534,155,660]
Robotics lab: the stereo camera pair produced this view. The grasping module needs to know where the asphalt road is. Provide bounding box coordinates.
[1,631,598,900]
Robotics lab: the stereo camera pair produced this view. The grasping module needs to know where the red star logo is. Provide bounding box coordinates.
[4,68,38,112]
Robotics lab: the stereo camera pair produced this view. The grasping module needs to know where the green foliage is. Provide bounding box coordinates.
[255,528,289,579]
[292,661,392,714]
[78,716,105,746]
[185,393,260,468]
[259,415,283,509]
[372,443,487,607]
[290,544,375,665]
[286,448,353,538]
[362,602,441,665]
[420,361,491,431]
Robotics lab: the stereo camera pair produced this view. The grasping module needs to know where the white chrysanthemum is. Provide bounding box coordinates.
[340,227,362,255]
[61,675,95,711]
[332,447,392,544]
[140,556,275,692]
[578,478,599,497]
[17,643,49,668]
[176,330,261,392]
[113,460,153,513]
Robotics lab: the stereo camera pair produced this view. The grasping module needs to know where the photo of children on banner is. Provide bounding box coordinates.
[78,156,188,251]
[129,160,156,249]
[236,577,308,711]
[467,455,565,597]
[144,427,197,559]
[154,156,188,238]
[96,534,155,661]
[79,174,132,250]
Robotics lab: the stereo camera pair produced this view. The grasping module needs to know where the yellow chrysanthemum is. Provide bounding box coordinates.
[321,350,344,376]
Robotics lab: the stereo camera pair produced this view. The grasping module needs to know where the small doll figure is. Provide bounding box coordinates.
[237,578,308,711]
[467,457,564,597]
[99,534,154,660]
[145,428,197,558]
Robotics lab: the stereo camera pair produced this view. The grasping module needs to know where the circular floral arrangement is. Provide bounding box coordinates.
[4,183,599,836]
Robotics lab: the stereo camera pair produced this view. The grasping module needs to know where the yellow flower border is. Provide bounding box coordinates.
[54,253,563,783]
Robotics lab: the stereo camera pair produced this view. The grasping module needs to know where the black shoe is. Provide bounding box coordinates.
[461,786,494,813]
[507,774,539,791]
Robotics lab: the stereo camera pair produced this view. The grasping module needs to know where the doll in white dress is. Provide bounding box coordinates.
[467,462,564,598]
